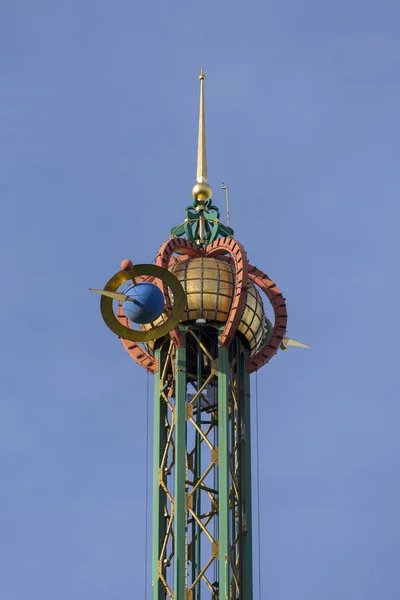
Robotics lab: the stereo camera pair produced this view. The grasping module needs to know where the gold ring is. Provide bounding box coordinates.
[100,264,185,342]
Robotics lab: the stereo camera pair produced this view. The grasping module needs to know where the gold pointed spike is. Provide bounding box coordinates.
[192,69,212,200]
[197,68,207,184]
[89,288,136,303]
[281,337,311,350]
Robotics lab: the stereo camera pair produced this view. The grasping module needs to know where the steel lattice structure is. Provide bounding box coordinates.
[151,330,253,599]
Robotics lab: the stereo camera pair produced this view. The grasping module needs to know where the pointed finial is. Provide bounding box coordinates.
[192,69,212,202]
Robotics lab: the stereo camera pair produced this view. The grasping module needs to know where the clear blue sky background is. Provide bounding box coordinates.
[1,1,399,598]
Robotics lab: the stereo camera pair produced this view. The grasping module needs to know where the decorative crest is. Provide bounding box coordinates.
[171,70,234,247]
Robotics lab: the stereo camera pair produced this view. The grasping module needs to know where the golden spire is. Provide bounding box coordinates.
[192,68,212,201]
[197,68,207,184]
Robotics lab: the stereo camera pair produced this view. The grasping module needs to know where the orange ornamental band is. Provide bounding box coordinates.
[118,236,287,374]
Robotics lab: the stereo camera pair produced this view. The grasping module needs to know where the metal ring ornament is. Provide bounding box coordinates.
[100,264,185,342]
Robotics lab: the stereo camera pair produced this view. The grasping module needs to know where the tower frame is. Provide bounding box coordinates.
[152,325,253,599]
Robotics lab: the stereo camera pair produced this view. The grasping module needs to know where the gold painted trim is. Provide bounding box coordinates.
[99,264,185,342]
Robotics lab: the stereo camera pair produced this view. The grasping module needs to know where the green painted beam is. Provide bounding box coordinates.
[152,348,167,600]
[240,345,253,599]
[230,342,237,582]
[195,338,202,600]
[174,339,187,598]
[218,336,230,600]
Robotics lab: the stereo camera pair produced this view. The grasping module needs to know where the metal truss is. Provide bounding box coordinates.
[152,328,252,600]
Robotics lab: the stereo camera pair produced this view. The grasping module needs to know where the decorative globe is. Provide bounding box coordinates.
[122,282,165,325]
[169,258,266,353]
[142,257,266,355]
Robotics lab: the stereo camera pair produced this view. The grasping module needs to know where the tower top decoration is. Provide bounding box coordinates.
[90,70,309,600]
[171,69,234,247]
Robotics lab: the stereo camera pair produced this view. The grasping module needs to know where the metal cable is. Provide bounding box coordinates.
[255,371,262,600]
[144,371,150,600]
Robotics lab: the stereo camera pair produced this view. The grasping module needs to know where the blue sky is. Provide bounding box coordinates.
[1,1,399,598]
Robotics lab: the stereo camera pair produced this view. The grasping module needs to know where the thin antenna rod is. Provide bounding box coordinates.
[196,68,207,184]
[221,182,231,227]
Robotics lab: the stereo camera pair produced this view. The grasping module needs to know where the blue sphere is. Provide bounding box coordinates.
[122,282,165,325]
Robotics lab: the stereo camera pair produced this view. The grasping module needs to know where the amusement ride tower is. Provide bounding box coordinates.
[91,71,308,599]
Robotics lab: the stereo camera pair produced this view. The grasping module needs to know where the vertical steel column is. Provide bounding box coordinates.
[240,346,253,598]
[195,338,202,600]
[230,341,237,597]
[218,334,230,600]
[152,348,167,600]
[174,337,187,598]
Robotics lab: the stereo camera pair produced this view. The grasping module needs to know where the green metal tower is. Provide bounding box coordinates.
[92,71,309,599]
[151,327,256,599]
